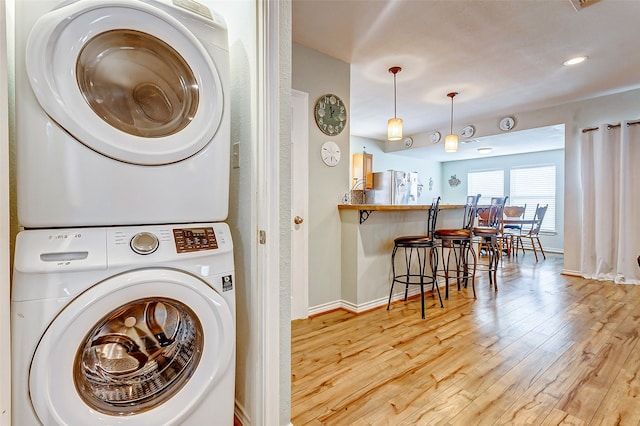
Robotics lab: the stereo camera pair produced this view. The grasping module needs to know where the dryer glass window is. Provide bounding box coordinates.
[76,30,199,138]
[73,298,203,415]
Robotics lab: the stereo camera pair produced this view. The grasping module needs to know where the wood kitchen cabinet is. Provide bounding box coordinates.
[351,153,372,190]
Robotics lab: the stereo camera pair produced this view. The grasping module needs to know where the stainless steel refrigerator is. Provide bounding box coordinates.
[365,170,419,205]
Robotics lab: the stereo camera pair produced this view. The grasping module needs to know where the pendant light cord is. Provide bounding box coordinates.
[447,92,458,134]
[389,67,401,120]
[450,95,453,135]
[393,73,397,119]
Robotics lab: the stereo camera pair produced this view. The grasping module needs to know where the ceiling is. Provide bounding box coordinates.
[292,0,640,159]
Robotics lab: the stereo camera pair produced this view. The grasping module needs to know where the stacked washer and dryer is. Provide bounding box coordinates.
[12,1,236,425]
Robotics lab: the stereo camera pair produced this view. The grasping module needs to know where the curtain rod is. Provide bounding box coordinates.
[582,119,640,133]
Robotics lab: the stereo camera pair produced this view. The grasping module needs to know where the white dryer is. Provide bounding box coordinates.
[12,223,236,425]
[15,0,230,228]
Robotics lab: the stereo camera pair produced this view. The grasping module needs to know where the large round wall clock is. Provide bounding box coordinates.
[314,94,347,136]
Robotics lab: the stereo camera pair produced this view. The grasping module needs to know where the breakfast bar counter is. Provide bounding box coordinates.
[338,203,465,312]
[338,203,464,224]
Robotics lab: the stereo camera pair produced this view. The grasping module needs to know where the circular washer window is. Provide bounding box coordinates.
[76,30,199,138]
[73,297,203,416]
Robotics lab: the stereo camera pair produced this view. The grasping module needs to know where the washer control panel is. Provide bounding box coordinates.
[173,227,218,253]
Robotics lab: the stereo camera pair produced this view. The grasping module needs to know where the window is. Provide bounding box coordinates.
[467,170,504,205]
[509,165,556,232]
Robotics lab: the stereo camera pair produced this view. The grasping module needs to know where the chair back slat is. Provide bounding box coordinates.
[462,194,481,230]
[426,196,441,238]
[528,204,548,235]
[484,196,507,230]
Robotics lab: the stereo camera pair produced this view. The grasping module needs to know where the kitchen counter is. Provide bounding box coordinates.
[338,203,466,312]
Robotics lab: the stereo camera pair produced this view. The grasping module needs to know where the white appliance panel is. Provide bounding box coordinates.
[11,223,236,425]
[16,0,231,228]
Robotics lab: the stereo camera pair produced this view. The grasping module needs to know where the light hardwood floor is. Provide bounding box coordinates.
[291,253,640,425]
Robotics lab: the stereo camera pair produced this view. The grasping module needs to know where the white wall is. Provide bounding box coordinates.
[4,0,289,424]
[276,2,292,423]
[350,135,442,204]
[216,1,291,424]
[294,43,640,307]
[450,89,640,274]
[1,1,11,423]
[441,149,565,252]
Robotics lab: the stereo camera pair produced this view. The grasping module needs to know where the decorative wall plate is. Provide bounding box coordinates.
[461,125,475,138]
[403,137,414,148]
[320,141,341,166]
[499,116,516,131]
[430,131,441,144]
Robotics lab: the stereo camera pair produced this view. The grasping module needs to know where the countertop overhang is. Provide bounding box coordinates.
[338,204,463,223]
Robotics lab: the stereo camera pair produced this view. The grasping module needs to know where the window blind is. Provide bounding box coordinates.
[467,170,504,205]
[509,165,556,231]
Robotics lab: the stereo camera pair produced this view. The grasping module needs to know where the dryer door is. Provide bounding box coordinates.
[26,0,225,165]
[29,268,234,425]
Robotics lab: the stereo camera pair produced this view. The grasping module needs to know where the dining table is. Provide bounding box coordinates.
[502,218,539,226]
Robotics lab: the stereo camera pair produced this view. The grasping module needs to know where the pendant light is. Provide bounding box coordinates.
[445,92,459,152]
[387,66,403,141]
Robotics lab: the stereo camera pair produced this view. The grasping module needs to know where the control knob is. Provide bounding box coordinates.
[131,232,159,255]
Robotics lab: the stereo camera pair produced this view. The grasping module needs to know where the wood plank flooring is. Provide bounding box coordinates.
[291,253,640,425]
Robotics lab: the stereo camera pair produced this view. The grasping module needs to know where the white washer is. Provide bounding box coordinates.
[15,0,230,228]
[12,222,236,425]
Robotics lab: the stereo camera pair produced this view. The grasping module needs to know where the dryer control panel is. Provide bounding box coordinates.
[173,227,218,253]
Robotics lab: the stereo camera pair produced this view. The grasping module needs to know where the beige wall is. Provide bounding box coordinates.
[292,43,351,308]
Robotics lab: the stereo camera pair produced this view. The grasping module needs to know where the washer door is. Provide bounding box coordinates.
[26,0,224,165]
[29,269,234,425]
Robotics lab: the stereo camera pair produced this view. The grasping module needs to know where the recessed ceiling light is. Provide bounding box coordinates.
[477,147,492,154]
[563,56,588,66]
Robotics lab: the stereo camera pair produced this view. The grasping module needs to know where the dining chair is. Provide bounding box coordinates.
[502,204,527,256]
[472,196,507,290]
[477,196,509,257]
[513,204,548,261]
[434,194,481,299]
[388,196,443,318]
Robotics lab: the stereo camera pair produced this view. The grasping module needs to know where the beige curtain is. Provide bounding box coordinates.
[580,120,640,284]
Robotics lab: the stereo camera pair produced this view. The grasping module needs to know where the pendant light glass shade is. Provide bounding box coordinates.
[387,67,402,141]
[445,91,459,153]
[387,118,403,141]
[444,133,458,152]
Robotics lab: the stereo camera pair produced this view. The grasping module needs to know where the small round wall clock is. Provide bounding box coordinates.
[403,137,414,148]
[320,141,341,167]
[499,116,516,131]
[314,94,347,136]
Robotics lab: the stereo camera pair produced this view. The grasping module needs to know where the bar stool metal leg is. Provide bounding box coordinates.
[388,243,443,319]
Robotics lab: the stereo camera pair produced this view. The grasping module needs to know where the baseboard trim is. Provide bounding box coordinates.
[308,286,437,316]
[561,269,583,277]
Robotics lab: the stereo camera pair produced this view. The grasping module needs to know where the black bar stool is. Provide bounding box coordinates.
[433,194,481,299]
[387,197,442,319]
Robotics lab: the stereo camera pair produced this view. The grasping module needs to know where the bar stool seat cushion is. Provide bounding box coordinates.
[393,236,435,248]
[434,229,472,238]
[472,226,501,236]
